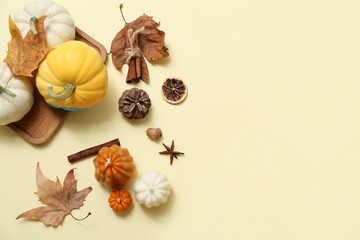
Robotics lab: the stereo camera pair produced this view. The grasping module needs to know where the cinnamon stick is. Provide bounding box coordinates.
[126,51,141,82]
[125,25,142,83]
[126,59,138,83]
[68,138,120,163]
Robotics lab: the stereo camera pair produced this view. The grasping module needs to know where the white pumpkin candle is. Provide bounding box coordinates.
[134,170,171,208]
[13,0,75,48]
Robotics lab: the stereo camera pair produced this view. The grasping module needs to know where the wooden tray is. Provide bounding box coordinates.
[7,27,108,145]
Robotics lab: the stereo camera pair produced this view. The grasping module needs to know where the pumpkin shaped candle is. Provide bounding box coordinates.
[134,170,171,208]
[108,189,132,213]
[93,145,135,189]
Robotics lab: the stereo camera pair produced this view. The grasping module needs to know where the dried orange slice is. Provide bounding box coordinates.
[161,78,187,104]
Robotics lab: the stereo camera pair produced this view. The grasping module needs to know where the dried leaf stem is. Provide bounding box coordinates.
[119,4,136,28]
[119,4,127,24]
[70,212,92,221]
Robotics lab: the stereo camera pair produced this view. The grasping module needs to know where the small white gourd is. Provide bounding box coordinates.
[134,170,171,208]
[0,63,34,125]
[13,0,75,48]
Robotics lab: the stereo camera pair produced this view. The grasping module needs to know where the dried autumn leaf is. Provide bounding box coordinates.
[5,15,51,77]
[16,163,92,227]
[110,5,169,83]
[111,27,127,70]
[131,14,169,61]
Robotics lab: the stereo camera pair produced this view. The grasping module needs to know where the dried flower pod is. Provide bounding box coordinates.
[118,88,151,119]
[146,128,162,140]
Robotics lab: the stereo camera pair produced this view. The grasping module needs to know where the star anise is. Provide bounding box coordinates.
[161,78,187,104]
[118,88,151,119]
[159,140,184,165]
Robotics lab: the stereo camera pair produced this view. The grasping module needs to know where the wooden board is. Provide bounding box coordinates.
[7,27,108,145]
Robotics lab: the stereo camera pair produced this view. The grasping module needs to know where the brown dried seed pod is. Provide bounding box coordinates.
[146,128,162,140]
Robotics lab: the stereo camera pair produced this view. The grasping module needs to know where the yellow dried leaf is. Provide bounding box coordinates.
[5,15,51,77]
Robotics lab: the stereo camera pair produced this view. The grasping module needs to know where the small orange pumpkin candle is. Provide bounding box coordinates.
[108,189,132,212]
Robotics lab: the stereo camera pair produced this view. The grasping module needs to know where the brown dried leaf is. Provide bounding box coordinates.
[133,15,169,61]
[110,13,168,83]
[16,163,92,227]
[5,15,51,77]
[111,26,128,70]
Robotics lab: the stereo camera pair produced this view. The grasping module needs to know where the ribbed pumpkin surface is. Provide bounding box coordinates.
[93,145,135,189]
[36,40,107,109]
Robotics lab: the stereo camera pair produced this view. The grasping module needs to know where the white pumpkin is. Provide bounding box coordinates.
[0,63,34,125]
[13,0,75,48]
[133,170,171,208]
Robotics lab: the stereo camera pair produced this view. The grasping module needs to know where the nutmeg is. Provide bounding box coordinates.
[146,128,162,140]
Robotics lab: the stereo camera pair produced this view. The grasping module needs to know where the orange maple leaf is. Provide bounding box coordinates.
[5,15,51,77]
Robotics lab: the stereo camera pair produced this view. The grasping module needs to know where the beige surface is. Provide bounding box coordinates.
[1,0,360,239]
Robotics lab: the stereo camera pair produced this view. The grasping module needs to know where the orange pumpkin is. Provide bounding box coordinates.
[108,188,132,212]
[93,145,135,189]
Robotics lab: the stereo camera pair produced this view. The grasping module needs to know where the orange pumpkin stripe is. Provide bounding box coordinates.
[122,198,132,205]
[118,149,129,157]
[121,156,134,162]
[118,168,133,179]
[121,202,128,209]
[123,162,135,170]
[111,151,120,160]
[111,164,122,172]
[112,158,125,165]
[122,192,130,198]
[98,165,107,174]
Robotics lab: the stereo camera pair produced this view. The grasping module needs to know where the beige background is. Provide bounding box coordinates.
[1,0,360,239]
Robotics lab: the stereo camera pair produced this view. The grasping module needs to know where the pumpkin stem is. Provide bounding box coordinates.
[29,17,38,35]
[70,212,92,221]
[0,85,16,98]
[48,83,75,100]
